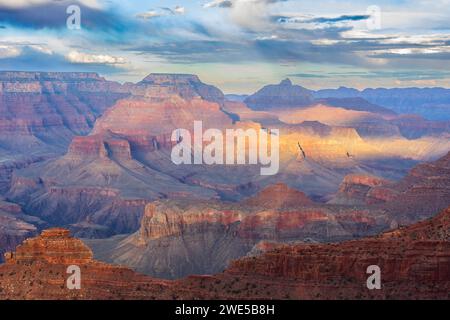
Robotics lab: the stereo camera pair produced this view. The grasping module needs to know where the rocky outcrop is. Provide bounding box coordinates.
[0,71,128,139]
[0,71,130,195]
[329,174,394,205]
[0,228,183,300]
[243,183,313,208]
[178,206,450,299]
[384,151,450,223]
[330,152,450,224]
[86,184,390,279]
[245,78,314,110]
[134,73,225,103]
[0,200,41,262]
[5,73,234,236]
[5,228,93,265]
[1,207,449,300]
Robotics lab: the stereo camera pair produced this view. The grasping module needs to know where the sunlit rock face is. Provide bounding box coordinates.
[132,73,225,103]
[85,183,392,279]
[7,72,450,240]
[5,73,232,237]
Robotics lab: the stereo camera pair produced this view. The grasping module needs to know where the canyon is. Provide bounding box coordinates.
[0,71,449,295]
[0,205,449,299]
[85,151,450,279]
[85,183,390,279]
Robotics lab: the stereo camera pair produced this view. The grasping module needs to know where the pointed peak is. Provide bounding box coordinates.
[280,78,292,86]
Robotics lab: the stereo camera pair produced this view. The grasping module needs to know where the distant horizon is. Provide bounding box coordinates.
[1,1,450,93]
[2,69,450,95]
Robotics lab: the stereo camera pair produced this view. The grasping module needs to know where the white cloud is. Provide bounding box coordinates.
[66,51,126,64]
[174,6,185,15]
[203,0,287,31]
[136,6,186,19]
[28,45,53,55]
[136,10,163,19]
[0,45,21,58]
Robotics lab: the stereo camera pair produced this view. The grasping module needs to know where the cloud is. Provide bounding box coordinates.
[174,6,186,15]
[274,14,370,24]
[136,10,163,20]
[66,51,126,64]
[0,45,125,74]
[290,70,450,81]
[0,0,127,31]
[203,0,233,8]
[288,73,328,78]
[203,0,288,30]
[0,45,21,58]
[136,5,186,20]
[203,0,286,8]
[128,40,245,63]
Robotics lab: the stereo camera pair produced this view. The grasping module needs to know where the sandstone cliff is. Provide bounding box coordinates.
[1,206,449,300]
[86,184,389,279]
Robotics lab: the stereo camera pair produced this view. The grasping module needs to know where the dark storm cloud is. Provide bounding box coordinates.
[273,14,370,24]
[128,40,245,63]
[371,52,450,60]
[0,0,128,32]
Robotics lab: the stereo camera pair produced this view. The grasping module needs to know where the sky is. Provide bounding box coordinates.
[0,0,450,93]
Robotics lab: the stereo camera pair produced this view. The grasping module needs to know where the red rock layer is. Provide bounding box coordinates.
[243,183,313,208]
[331,152,450,223]
[177,206,450,299]
[1,207,449,300]
[0,228,180,299]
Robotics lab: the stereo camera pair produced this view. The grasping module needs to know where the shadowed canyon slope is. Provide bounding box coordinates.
[0,72,449,296]
[86,152,450,279]
[1,205,449,299]
[198,206,450,299]
[0,72,129,192]
[314,86,450,120]
[4,73,450,239]
[0,199,43,262]
[330,151,450,224]
[86,183,390,279]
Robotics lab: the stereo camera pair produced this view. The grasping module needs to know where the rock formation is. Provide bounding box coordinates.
[0,71,129,193]
[245,78,314,110]
[0,228,181,299]
[331,152,450,224]
[176,206,450,299]
[0,199,43,262]
[86,183,389,279]
[1,206,449,299]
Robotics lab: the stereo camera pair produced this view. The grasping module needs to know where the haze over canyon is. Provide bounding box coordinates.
[0,71,449,299]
